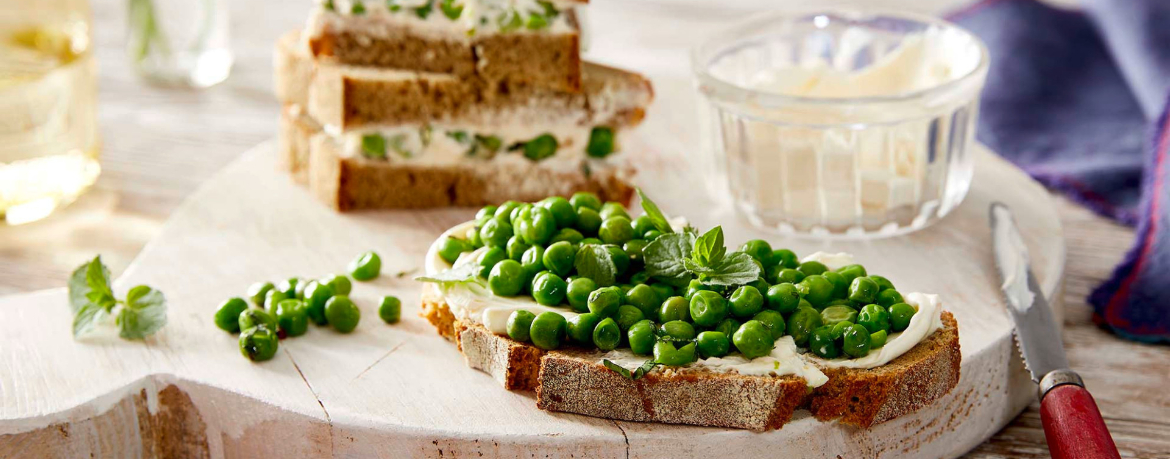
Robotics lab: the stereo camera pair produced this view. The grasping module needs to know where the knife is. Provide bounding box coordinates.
[989,203,1120,459]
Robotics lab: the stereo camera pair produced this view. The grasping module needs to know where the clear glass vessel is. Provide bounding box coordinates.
[692,9,988,238]
[0,0,100,225]
[127,0,232,88]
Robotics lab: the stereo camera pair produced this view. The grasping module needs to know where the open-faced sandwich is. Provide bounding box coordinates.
[418,191,960,431]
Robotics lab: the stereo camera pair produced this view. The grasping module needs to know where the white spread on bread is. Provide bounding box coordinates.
[425,221,946,386]
[306,0,578,43]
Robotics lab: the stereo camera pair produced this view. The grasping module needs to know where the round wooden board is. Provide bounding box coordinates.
[0,133,1062,458]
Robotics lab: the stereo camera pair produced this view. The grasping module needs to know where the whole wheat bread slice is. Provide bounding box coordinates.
[419,290,961,431]
[278,105,321,185]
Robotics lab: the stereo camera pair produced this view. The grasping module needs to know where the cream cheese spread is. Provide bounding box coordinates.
[424,222,945,386]
[307,0,578,42]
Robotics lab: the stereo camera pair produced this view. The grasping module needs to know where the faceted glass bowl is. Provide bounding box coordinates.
[692,9,988,238]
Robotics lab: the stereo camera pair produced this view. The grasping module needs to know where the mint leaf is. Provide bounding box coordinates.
[603,359,661,380]
[693,226,726,267]
[633,359,662,379]
[68,256,107,312]
[117,285,167,340]
[72,302,106,338]
[643,232,694,284]
[700,252,762,286]
[416,263,479,285]
[602,359,632,379]
[574,244,617,287]
[636,188,673,234]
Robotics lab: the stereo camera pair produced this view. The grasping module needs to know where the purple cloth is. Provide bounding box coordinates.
[950,0,1170,342]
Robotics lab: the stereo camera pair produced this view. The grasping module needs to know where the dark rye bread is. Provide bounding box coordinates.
[308,134,635,210]
[419,291,962,431]
[306,10,582,93]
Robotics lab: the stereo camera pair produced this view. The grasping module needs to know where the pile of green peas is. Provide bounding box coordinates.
[213,251,403,362]
[437,194,919,366]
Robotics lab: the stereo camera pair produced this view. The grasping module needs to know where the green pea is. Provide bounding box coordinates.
[857,304,890,333]
[542,241,577,277]
[629,272,651,286]
[519,206,557,245]
[797,261,828,276]
[660,320,696,341]
[649,284,674,303]
[715,318,742,337]
[787,306,823,346]
[696,331,730,359]
[550,228,584,245]
[570,192,602,211]
[247,282,274,307]
[494,201,521,223]
[475,205,497,222]
[599,202,630,221]
[821,305,859,327]
[658,296,690,323]
[214,298,249,333]
[489,260,525,296]
[630,215,654,236]
[739,239,772,264]
[765,283,801,315]
[480,219,514,249]
[624,284,659,316]
[810,326,840,359]
[797,275,835,306]
[506,235,531,261]
[466,227,483,248]
[580,237,603,246]
[575,207,602,235]
[841,323,871,358]
[302,281,334,325]
[593,318,621,350]
[599,216,634,245]
[654,341,697,366]
[773,268,805,285]
[689,290,728,327]
[877,289,904,307]
[729,285,764,319]
[748,278,771,296]
[615,305,645,332]
[624,239,648,261]
[643,230,662,241]
[627,320,657,355]
[520,245,545,276]
[438,237,474,264]
[264,289,288,315]
[316,275,348,298]
[507,310,536,342]
[324,296,361,333]
[529,311,567,350]
[510,203,533,226]
[276,299,309,337]
[869,275,896,291]
[772,249,799,269]
[277,277,301,298]
[848,277,880,304]
[870,329,888,348]
[889,302,917,332]
[523,134,558,160]
[586,126,616,158]
[379,296,401,324]
[822,271,849,299]
[753,310,787,340]
[239,308,277,332]
[835,264,868,285]
[587,286,622,317]
[539,196,577,228]
[532,271,568,305]
[824,298,856,308]
[830,321,852,340]
[732,320,774,359]
[239,326,279,362]
[566,277,598,312]
[606,245,630,275]
[567,312,603,347]
[348,251,382,281]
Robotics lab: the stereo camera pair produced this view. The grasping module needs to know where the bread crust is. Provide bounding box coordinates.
[419,293,962,431]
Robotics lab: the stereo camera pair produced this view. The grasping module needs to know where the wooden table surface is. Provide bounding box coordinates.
[1,0,1166,457]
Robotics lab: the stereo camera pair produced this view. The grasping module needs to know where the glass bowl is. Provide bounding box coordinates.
[692,9,988,238]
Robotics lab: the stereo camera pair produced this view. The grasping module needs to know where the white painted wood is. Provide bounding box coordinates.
[0,136,1062,458]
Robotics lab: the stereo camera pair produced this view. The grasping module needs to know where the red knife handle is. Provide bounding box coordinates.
[1040,378,1120,459]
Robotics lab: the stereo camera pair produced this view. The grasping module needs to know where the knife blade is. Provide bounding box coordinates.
[988,202,1068,381]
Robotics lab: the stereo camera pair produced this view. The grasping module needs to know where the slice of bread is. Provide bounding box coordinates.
[419,291,961,431]
[278,105,321,185]
[305,9,582,93]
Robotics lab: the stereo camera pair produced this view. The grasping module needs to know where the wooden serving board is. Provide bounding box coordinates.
[0,130,1062,457]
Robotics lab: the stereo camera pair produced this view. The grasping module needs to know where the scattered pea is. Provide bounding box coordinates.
[239,326,279,362]
[379,296,401,324]
[348,251,382,281]
[324,296,361,333]
[214,298,249,333]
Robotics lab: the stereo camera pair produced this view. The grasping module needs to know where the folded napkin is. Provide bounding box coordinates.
[951,0,1170,343]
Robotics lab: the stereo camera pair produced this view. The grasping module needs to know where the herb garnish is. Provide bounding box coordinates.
[602,359,661,380]
[68,256,167,340]
[643,224,760,287]
[574,244,617,287]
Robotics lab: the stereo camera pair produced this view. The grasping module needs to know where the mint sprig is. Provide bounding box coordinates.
[415,263,479,285]
[574,244,617,287]
[67,256,168,340]
[636,188,673,234]
[643,226,760,287]
[602,359,661,380]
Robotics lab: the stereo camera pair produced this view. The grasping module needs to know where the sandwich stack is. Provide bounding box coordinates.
[273,0,654,210]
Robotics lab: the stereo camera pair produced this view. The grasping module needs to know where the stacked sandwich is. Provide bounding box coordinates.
[273,0,654,210]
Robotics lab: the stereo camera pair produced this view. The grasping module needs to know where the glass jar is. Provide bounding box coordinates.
[692,9,988,238]
[127,0,232,88]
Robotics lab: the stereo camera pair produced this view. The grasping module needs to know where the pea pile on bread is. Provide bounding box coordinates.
[419,191,961,431]
[272,0,653,210]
